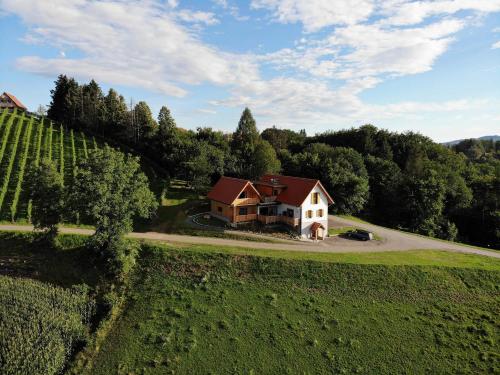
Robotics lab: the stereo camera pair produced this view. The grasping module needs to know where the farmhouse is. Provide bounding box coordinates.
[207,174,334,240]
[0,92,27,111]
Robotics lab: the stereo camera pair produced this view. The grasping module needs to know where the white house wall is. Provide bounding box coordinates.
[299,185,329,238]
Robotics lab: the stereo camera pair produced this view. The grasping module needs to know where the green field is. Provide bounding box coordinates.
[1,232,499,374]
[90,244,499,375]
[0,109,98,222]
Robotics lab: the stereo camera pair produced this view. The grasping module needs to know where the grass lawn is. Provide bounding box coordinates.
[89,244,500,374]
[147,241,500,271]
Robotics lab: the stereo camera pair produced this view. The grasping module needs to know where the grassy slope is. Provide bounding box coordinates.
[1,232,499,374]
[90,244,500,375]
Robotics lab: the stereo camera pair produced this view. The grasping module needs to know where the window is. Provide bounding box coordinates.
[311,192,319,204]
[217,206,222,213]
[316,209,323,217]
[287,208,294,217]
[239,191,247,199]
[306,210,313,219]
[273,189,279,196]
[239,207,248,216]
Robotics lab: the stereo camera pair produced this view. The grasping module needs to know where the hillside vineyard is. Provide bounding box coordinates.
[0,109,98,222]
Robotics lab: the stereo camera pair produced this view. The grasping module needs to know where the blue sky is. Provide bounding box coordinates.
[1,0,499,142]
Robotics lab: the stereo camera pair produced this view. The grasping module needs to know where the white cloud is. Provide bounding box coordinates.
[196,108,217,114]
[261,19,464,83]
[329,19,464,79]
[174,10,219,25]
[1,0,256,97]
[251,0,374,32]
[378,0,500,26]
[492,41,500,49]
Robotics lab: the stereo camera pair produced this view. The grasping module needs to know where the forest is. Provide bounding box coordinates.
[46,75,499,249]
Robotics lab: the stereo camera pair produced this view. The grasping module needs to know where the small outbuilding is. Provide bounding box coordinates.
[0,92,27,111]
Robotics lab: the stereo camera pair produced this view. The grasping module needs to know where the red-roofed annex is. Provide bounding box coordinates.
[207,174,334,240]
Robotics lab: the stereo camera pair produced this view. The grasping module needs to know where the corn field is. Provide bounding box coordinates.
[0,109,98,222]
[0,275,95,375]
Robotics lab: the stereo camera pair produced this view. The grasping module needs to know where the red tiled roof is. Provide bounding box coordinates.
[259,174,334,206]
[207,176,254,205]
[2,92,27,110]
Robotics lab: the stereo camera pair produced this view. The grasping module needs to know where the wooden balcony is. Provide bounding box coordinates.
[280,215,299,227]
[233,197,260,206]
[257,214,299,227]
[234,214,257,223]
[257,215,280,224]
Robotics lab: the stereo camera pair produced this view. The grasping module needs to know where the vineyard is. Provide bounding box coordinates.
[0,109,99,222]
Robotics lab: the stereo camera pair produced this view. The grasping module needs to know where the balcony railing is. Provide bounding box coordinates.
[257,214,299,227]
[234,197,260,206]
[234,214,257,222]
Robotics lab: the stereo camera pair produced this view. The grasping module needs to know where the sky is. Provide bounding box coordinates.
[0,0,499,142]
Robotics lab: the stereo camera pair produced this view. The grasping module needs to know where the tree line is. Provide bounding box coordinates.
[47,75,499,248]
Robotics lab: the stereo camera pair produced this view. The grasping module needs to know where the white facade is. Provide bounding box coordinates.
[298,185,329,238]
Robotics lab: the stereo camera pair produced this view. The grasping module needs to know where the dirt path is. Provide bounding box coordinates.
[0,221,498,258]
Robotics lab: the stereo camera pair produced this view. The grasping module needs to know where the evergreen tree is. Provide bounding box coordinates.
[231,107,260,158]
[104,89,128,134]
[80,79,104,132]
[47,75,72,124]
[158,106,177,139]
[134,101,157,142]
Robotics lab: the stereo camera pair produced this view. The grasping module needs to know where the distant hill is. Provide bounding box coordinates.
[442,135,500,146]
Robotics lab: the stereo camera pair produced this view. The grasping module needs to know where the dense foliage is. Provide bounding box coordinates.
[69,147,157,277]
[0,275,94,375]
[46,77,499,248]
[27,159,65,240]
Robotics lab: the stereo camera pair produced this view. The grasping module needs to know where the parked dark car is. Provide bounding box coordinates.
[345,229,373,241]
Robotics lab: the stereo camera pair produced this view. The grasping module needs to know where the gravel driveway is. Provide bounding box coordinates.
[0,219,498,259]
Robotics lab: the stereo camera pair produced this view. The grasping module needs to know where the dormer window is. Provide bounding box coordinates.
[239,191,247,199]
[311,192,319,204]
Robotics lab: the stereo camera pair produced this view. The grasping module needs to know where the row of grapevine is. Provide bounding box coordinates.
[0,109,17,165]
[0,114,25,213]
[27,119,45,221]
[0,108,8,125]
[82,132,88,158]
[59,124,64,181]
[47,122,53,161]
[10,117,33,221]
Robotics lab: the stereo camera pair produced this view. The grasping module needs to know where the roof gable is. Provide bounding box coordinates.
[260,174,334,207]
[2,92,27,110]
[207,176,260,205]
